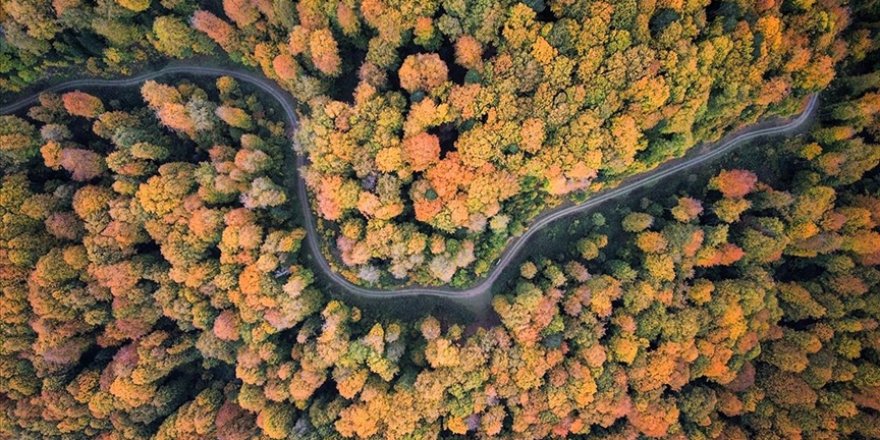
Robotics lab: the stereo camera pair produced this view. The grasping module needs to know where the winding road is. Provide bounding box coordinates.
[0,62,819,303]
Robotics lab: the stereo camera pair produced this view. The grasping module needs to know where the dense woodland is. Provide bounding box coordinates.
[0,0,862,285]
[2,0,880,439]
[287,0,851,286]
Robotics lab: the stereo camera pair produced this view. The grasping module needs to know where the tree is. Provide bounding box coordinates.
[61,91,104,118]
[628,394,680,438]
[241,177,286,208]
[223,0,260,27]
[151,16,213,58]
[0,115,39,166]
[315,175,359,220]
[192,10,238,50]
[402,132,441,172]
[141,81,182,108]
[398,54,449,93]
[455,35,482,70]
[256,403,293,439]
[622,212,653,232]
[59,148,106,181]
[709,169,758,198]
[215,106,253,129]
[493,281,561,346]
[309,28,342,76]
[671,197,703,222]
[714,197,751,223]
[273,53,299,81]
[115,0,150,12]
[154,386,223,440]
[636,231,667,253]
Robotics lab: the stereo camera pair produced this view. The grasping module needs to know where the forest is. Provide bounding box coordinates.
[1,0,879,439]
[0,0,857,285]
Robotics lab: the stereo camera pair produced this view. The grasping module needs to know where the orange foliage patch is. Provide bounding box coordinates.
[402,132,440,172]
[398,54,448,93]
[62,91,104,118]
[710,169,758,198]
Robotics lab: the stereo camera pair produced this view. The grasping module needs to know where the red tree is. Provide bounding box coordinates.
[709,169,758,198]
[62,91,104,118]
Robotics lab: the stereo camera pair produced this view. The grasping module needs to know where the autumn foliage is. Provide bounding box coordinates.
[709,169,759,198]
[402,132,440,172]
[2,69,880,440]
[224,0,856,286]
[1,1,880,440]
[191,10,237,50]
[398,53,449,93]
[61,91,105,118]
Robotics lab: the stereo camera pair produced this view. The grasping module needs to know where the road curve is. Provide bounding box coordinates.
[0,62,819,301]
